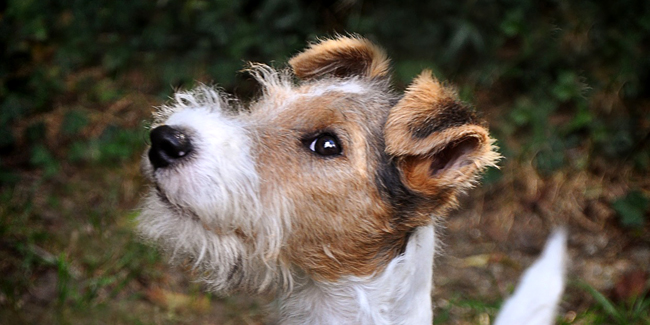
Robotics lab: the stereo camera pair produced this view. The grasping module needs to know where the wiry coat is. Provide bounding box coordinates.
[138,36,564,324]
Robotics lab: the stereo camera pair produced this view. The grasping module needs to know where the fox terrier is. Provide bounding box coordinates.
[138,36,567,324]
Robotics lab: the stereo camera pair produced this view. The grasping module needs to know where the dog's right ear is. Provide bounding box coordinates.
[385,71,500,205]
[289,36,390,80]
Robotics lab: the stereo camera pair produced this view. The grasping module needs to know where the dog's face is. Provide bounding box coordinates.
[138,37,499,294]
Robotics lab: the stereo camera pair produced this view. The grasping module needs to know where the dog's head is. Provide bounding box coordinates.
[138,36,499,294]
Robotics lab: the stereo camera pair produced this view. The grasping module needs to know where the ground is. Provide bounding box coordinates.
[0,71,648,324]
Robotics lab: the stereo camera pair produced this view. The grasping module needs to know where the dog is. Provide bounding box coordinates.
[138,36,566,324]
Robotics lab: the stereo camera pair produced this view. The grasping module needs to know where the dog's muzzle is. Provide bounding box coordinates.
[149,125,193,169]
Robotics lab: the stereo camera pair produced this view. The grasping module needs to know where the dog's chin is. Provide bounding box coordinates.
[150,185,202,224]
[138,189,273,294]
[138,151,285,294]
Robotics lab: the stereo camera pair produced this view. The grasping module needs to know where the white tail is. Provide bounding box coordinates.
[494,229,568,325]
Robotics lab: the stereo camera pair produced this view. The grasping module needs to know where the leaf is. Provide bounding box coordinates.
[577,281,625,324]
[612,191,650,228]
[61,110,89,136]
[30,145,60,177]
[145,287,210,312]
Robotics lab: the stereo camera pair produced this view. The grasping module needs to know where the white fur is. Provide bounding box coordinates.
[139,88,292,293]
[303,80,368,97]
[278,225,435,325]
[494,229,568,325]
[138,194,259,292]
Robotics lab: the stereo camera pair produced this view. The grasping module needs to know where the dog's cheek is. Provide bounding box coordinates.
[259,146,401,280]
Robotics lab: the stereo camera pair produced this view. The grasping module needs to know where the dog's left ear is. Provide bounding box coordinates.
[289,36,390,80]
[385,70,500,199]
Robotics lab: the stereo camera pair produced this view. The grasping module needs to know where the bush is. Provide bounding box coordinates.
[1,0,648,176]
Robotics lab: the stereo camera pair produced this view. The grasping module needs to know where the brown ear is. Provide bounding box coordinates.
[385,71,500,199]
[288,36,390,80]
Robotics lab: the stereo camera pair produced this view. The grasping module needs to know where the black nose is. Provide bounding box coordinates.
[148,125,193,169]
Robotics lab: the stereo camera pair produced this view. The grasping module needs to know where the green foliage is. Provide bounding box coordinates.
[61,110,89,136]
[2,0,648,179]
[56,253,73,305]
[67,127,145,165]
[612,191,650,228]
[0,168,163,322]
[576,281,650,325]
[30,144,60,177]
[354,1,648,175]
[432,296,499,324]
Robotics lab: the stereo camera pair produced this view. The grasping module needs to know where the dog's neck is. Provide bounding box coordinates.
[277,224,436,325]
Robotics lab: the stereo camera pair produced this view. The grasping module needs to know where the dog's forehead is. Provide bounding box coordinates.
[300,79,369,97]
[249,78,388,130]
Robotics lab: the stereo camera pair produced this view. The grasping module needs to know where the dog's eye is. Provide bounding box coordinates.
[308,134,342,156]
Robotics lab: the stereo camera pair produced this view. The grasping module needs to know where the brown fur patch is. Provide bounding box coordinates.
[289,36,390,80]
[250,85,409,281]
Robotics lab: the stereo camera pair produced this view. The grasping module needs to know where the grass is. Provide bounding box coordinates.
[431,283,650,325]
[433,296,499,324]
[569,282,650,325]
[0,149,270,324]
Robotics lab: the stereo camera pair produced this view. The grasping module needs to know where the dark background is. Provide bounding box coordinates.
[1,0,649,323]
